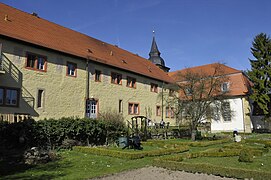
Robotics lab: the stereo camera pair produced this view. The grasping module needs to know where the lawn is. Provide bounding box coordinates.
[1,133,271,180]
[1,150,153,180]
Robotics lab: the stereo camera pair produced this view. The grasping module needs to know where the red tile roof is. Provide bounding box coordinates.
[0,3,173,83]
[169,63,251,96]
[169,63,241,81]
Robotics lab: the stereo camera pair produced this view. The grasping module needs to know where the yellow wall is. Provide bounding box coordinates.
[0,38,176,124]
[242,97,252,133]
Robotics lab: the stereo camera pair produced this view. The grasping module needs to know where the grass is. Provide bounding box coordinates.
[182,152,271,172]
[1,133,271,180]
[1,150,153,180]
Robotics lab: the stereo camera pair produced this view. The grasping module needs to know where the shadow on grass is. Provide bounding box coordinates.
[0,157,73,180]
[0,149,72,180]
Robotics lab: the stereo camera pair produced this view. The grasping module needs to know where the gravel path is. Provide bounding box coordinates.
[91,166,236,180]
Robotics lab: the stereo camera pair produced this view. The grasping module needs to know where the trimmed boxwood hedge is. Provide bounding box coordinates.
[245,139,271,148]
[153,159,271,180]
[73,145,189,159]
[143,139,231,148]
[152,144,269,180]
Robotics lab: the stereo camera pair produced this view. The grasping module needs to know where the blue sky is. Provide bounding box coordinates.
[2,0,271,71]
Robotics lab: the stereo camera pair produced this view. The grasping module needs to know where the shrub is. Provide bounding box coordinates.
[24,147,58,165]
[98,110,127,144]
[153,159,271,180]
[73,145,189,159]
[239,149,253,163]
[0,116,127,151]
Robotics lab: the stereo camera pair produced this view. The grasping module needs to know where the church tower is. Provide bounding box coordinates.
[148,31,170,72]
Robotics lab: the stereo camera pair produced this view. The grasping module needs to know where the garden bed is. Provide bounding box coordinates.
[74,145,189,159]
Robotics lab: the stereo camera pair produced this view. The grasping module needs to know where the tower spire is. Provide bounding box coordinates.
[148,31,170,72]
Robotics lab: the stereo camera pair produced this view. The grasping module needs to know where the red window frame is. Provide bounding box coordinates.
[25,52,47,72]
[156,106,161,116]
[166,107,174,118]
[151,83,158,93]
[111,72,122,85]
[126,76,136,88]
[66,62,77,77]
[128,103,139,115]
[95,69,102,82]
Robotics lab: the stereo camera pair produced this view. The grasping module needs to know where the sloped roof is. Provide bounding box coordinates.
[0,3,173,83]
[169,63,251,96]
[169,63,241,81]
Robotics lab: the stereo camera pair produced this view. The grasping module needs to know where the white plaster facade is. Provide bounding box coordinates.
[211,97,252,133]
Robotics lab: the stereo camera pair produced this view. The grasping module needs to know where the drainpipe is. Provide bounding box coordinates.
[162,82,164,121]
[0,43,2,70]
[241,97,246,133]
[85,58,90,117]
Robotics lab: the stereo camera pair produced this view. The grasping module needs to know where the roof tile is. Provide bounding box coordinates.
[0,3,173,83]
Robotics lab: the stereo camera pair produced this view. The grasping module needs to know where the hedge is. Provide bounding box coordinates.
[153,160,271,180]
[73,145,189,159]
[245,139,271,148]
[143,138,230,148]
[0,117,127,150]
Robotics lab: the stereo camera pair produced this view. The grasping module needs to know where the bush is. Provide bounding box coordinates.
[0,116,127,151]
[153,159,271,180]
[144,138,230,148]
[73,145,189,159]
[98,110,127,144]
[239,149,253,163]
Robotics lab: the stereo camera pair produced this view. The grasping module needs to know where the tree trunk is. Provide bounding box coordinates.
[191,130,196,141]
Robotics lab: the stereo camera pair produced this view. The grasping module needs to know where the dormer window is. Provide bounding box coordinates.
[221,82,229,92]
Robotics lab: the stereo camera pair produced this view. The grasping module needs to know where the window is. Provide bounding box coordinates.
[37,89,44,108]
[222,101,231,121]
[151,83,158,93]
[0,88,3,105]
[128,103,139,115]
[67,62,77,77]
[0,87,19,107]
[86,99,98,118]
[185,87,192,96]
[156,106,161,116]
[111,72,122,85]
[169,89,175,96]
[166,107,174,118]
[221,82,229,92]
[25,52,47,71]
[127,76,136,88]
[119,99,123,113]
[95,70,101,82]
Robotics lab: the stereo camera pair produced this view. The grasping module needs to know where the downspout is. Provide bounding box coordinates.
[85,58,90,117]
[241,97,246,133]
[162,82,164,121]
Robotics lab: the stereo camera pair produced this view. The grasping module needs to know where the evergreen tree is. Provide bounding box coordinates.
[248,33,271,117]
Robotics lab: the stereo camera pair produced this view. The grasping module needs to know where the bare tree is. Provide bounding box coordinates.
[164,63,232,140]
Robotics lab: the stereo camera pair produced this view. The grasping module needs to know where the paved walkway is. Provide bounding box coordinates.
[91,166,236,180]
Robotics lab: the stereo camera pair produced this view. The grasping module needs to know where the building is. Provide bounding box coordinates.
[148,32,170,72]
[169,63,253,133]
[0,3,175,124]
